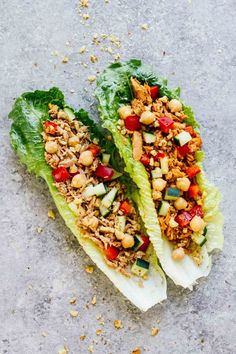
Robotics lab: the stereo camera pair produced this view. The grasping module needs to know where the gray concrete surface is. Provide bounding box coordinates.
[1,0,236,353]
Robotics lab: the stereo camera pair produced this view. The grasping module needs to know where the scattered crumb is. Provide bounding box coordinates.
[151,327,159,336]
[70,89,75,93]
[96,329,103,336]
[82,14,90,20]
[80,335,86,341]
[85,265,94,273]
[106,47,113,54]
[51,50,59,56]
[101,33,108,39]
[114,319,122,329]
[62,56,69,63]
[92,34,100,46]
[104,0,109,3]
[87,75,96,83]
[109,35,121,48]
[69,310,79,318]
[80,62,88,68]
[132,349,141,354]
[41,331,48,337]
[79,46,86,54]
[91,295,97,305]
[69,297,77,305]
[37,227,43,234]
[90,55,98,63]
[48,209,56,219]
[156,319,161,324]
[80,0,89,7]
[113,53,121,61]
[58,347,69,354]
[88,344,93,353]
[141,23,149,30]
[96,314,102,320]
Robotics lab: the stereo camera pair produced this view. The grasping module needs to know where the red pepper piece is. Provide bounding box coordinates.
[175,211,192,228]
[189,205,204,218]
[52,166,70,182]
[120,199,132,215]
[185,125,196,137]
[44,121,58,135]
[153,150,166,160]
[104,245,120,260]
[186,165,201,178]
[158,116,174,133]
[188,184,200,198]
[139,235,150,252]
[87,143,101,157]
[176,144,190,157]
[95,164,114,180]
[150,85,159,100]
[140,154,150,166]
[124,115,141,131]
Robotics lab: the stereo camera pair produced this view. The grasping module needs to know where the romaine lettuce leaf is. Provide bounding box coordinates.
[96,59,223,289]
[9,87,167,311]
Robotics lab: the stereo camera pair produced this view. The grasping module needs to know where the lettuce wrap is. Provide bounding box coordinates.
[9,87,167,311]
[96,59,224,289]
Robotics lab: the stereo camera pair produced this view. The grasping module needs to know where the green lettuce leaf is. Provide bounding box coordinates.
[96,59,223,289]
[9,87,167,311]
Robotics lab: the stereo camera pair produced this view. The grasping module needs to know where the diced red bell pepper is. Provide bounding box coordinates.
[124,115,141,131]
[120,199,132,215]
[176,144,190,157]
[185,125,196,137]
[186,165,201,178]
[150,85,159,100]
[140,154,150,166]
[52,166,70,182]
[158,116,174,133]
[44,121,57,135]
[188,184,200,198]
[175,211,192,228]
[139,235,150,252]
[189,205,204,218]
[87,143,101,157]
[104,245,120,260]
[153,150,166,160]
[95,164,114,180]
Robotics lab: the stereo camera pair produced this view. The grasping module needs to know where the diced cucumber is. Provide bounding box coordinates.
[131,258,150,277]
[93,183,107,196]
[116,215,126,232]
[99,204,110,217]
[164,187,181,200]
[110,170,122,180]
[132,235,144,252]
[158,201,170,216]
[160,156,169,174]
[64,107,75,121]
[83,185,95,198]
[102,153,110,166]
[143,132,156,144]
[151,167,162,179]
[174,131,192,146]
[101,187,118,209]
[192,233,207,246]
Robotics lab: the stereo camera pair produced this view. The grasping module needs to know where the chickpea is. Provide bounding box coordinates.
[45,141,58,154]
[152,178,167,192]
[115,229,125,240]
[176,177,191,192]
[71,173,87,188]
[190,216,205,232]
[172,247,185,261]
[68,135,80,147]
[118,105,133,119]
[79,150,94,166]
[174,197,187,210]
[121,235,135,248]
[168,99,182,113]
[139,111,156,125]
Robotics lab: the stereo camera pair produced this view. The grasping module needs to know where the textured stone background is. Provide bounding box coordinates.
[1,1,236,353]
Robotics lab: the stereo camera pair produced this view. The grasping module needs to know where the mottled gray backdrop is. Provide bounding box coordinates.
[1,1,236,353]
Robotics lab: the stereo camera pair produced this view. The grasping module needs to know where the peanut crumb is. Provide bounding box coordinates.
[88,344,93,353]
[62,56,69,63]
[82,14,90,20]
[90,55,98,63]
[151,327,159,336]
[37,227,43,233]
[132,349,141,354]
[80,0,89,7]
[85,265,94,273]
[141,23,149,30]
[91,295,97,305]
[114,319,122,329]
[113,53,121,61]
[79,46,86,54]
[69,310,79,318]
[80,335,86,341]
[87,75,96,83]
[69,297,77,305]
[58,347,68,354]
[96,314,102,320]
[41,331,48,337]
[48,209,56,219]
[51,50,59,56]
[96,329,103,336]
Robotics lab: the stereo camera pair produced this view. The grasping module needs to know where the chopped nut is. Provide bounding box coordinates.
[80,0,89,7]
[96,329,103,336]
[87,75,96,83]
[69,297,77,304]
[82,14,90,20]
[141,23,148,30]
[69,310,79,318]
[132,348,141,354]
[113,53,121,61]
[79,46,86,54]
[151,327,159,336]
[37,227,43,233]
[48,209,56,220]
[80,335,86,341]
[41,331,48,337]
[88,344,93,353]
[85,265,94,273]
[58,347,68,354]
[96,314,102,320]
[91,295,96,305]
[114,319,122,329]
[62,56,69,63]
[90,55,98,63]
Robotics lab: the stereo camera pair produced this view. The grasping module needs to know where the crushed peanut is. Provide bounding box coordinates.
[85,265,94,273]
[62,56,69,63]
[96,329,103,336]
[69,297,77,305]
[151,327,159,336]
[69,310,79,318]
[114,319,122,329]
[47,209,56,219]
[91,295,96,305]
